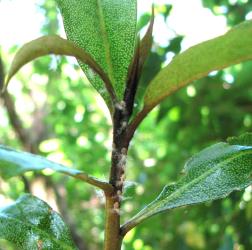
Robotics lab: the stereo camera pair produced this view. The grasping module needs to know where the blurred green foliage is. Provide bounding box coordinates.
[0,0,251,249]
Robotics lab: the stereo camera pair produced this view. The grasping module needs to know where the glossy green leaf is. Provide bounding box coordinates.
[57,0,137,101]
[0,145,112,191]
[0,194,77,250]
[144,20,252,110]
[3,35,114,100]
[122,140,252,234]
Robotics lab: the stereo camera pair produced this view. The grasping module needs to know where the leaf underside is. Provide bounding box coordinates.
[122,135,252,232]
[143,20,252,110]
[0,194,77,250]
[4,35,112,96]
[57,0,137,103]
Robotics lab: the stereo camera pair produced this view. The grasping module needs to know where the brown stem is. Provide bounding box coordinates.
[74,173,114,194]
[103,104,153,249]
[103,108,126,249]
[103,32,153,244]
[104,193,122,250]
[104,93,133,249]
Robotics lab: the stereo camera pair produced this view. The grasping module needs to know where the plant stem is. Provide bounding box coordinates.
[103,101,130,250]
[104,40,143,246]
[104,193,122,250]
[74,173,114,193]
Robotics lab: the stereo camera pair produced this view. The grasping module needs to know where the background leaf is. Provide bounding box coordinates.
[122,140,252,234]
[0,194,77,250]
[143,20,252,110]
[227,133,252,146]
[57,0,137,102]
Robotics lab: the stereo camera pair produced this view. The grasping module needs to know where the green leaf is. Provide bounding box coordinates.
[121,140,252,234]
[0,194,77,250]
[56,0,137,101]
[3,35,115,102]
[143,20,252,110]
[0,145,80,178]
[0,145,112,191]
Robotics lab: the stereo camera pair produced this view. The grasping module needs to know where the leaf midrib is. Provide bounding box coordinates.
[96,0,115,85]
[0,214,74,250]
